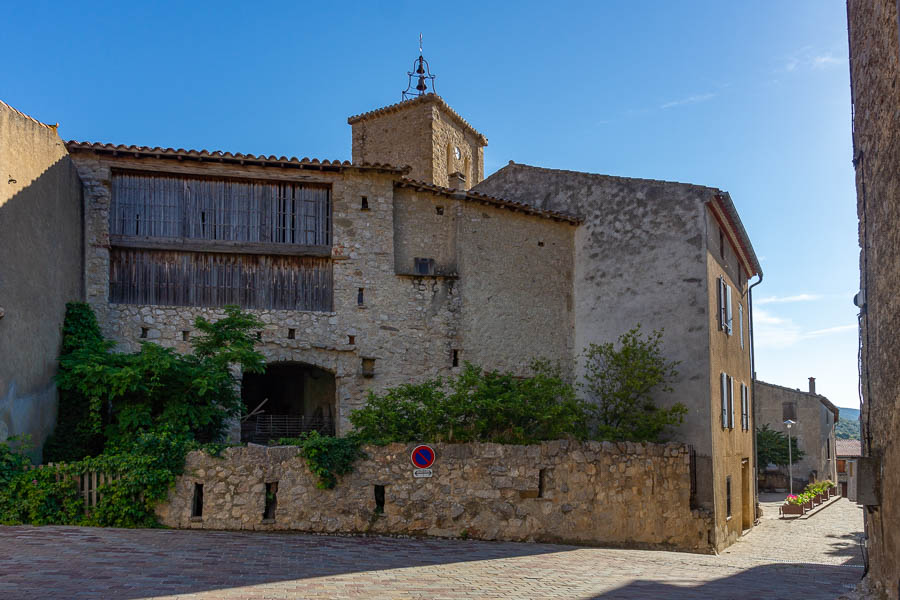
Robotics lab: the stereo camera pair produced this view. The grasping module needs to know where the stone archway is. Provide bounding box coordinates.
[240,362,336,443]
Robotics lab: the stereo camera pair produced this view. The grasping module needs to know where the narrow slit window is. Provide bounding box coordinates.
[357,288,365,306]
[374,485,385,514]
[287,328,296,340]
[452,349,459,368]
[140,327,148,339]
[538,468,546,498]
[263,482,278,521]
[361,196,369,211]
[348,335,355,345]
[256,331,262,341]
[726,476,732,518]
[181,330,190,342]
[191,483,203,519]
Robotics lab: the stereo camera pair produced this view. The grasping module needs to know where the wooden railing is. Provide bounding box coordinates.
[27,464,118,512]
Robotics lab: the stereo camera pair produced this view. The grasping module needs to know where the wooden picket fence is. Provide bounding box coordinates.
[26,464,118,513]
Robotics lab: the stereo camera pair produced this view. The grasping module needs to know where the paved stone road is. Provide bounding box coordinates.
[0,496,863,599]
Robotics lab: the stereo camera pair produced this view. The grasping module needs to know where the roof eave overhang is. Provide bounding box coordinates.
[707,193,762,278]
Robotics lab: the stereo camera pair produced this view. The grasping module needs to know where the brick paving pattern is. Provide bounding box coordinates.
[0,496,863,599]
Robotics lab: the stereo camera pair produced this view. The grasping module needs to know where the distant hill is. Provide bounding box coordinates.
[836,407,861,440]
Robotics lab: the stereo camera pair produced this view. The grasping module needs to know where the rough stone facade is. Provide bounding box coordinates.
[67,149,575,435]
[473,162,760,548]
[349,95,486,189]
[754,379,839,490]
[156,441,714,552]
[0,101,84,461]
[847,1,900,597]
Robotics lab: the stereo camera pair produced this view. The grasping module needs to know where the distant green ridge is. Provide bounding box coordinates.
[836,407,860,440]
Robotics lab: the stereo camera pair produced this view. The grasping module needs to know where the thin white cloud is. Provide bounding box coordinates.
[660,93,716,110]
[754,309,856,349]
[780,47,845,73]
[756,294,822,305]
[807,324,857,337]
[812,54,841,69]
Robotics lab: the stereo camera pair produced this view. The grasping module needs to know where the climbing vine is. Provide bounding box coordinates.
[277,432,365,489]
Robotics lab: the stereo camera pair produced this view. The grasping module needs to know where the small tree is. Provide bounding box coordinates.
[756,424,805,467]
[580,325,687,442]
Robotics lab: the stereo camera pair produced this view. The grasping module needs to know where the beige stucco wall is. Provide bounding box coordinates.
[0,102,84,461]
[706,249,754,548]
[70,152,574,434]
[156,440,714,553]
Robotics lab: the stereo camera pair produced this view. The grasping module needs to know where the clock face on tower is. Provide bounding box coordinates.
[453,146,461,161]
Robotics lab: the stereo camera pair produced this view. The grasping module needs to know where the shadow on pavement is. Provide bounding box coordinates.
[591,562,863,600]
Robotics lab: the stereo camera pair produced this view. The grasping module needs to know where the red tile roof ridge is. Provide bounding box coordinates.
[65,141,408,173]
[0,99,59,130]
[396,176,580,224]
[347,94,488,146]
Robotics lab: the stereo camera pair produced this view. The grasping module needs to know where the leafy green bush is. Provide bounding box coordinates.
[276,432,365,489]
[53,304,265,449]
[580,326,687,442]
[0,427,193,527]
[756,424,805,467]
[350,362,589,445]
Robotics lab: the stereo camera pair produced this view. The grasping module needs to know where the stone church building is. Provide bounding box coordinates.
[0,60,761,550]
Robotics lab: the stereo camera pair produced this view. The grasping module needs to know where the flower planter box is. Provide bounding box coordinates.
[781,503,804,516]
[803,500,813,510]
[814,493,823,504]
[830,486,839,496]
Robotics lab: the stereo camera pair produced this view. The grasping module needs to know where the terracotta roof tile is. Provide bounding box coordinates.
[0,99,59,130]
[348,94,488,146]
[65,141,408,174]
[396,177,580,224]
[836,439,862,457]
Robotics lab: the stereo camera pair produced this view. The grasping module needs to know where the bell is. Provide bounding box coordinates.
[416,75,427,92]
[416,57,425,75]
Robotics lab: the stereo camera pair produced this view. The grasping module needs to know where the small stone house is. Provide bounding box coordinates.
[754,378,839,490]
[836,439,861,502]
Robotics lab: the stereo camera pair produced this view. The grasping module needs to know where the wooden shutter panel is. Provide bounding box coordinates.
[717,277,724,330]
[729,376,735,429]
[726,284,733,336]
[721,372,728,428]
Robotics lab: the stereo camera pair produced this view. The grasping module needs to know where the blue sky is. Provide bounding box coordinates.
[2,1,859,408]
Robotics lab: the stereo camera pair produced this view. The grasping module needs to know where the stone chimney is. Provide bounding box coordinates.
[448,171,466,191]
[809,377,816,395]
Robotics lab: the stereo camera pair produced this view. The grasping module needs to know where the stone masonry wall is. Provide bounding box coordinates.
[848,1,900,597]
[156,441,714,553]
[69,153,575,434]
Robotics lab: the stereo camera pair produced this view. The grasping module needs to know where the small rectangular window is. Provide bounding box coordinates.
[263,482,278,521]
[414,257,435,275]
[725,283,733,336]
[374,485,385,514]
[717,277,726,331]
[191,483,203,519]
[140,327,149,339]
[357,288,365,306]
[436,206,444,216]
[287,328,295,340]
[348,335,355,345]
[361,196,369,211]
[726,476,732,518]
[362,357,375,378]
[452,349,459,368]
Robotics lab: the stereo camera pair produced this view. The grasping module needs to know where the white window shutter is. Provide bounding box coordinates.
[729,376,735,429]
[717,277,724,331]
[726,284,733,336]
[721,372,728,428]
[739,303,744,349]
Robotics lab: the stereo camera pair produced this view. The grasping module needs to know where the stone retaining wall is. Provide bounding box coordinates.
[156,440,714,552]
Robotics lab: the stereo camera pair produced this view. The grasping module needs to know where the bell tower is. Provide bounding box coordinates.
[348,37,487,189]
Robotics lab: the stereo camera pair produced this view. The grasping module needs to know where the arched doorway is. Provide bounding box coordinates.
[240,362,336,443]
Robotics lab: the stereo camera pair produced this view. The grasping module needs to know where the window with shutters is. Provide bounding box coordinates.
[740,383,750,431]
[717,276,733,335]
[721,373,736,430]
